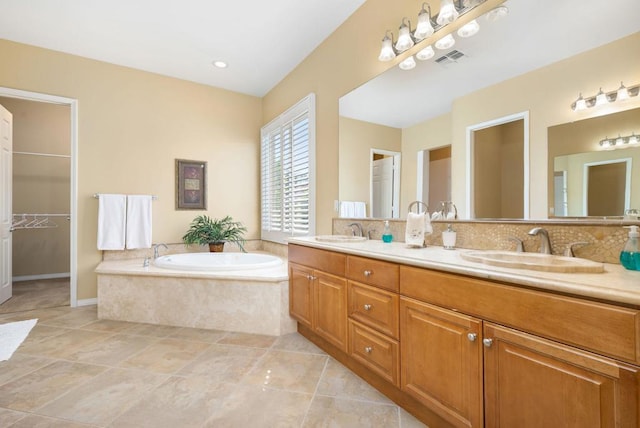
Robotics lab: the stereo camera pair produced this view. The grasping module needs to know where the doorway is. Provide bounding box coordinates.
[417,145,451,213]
[583,159,631,216]
[0,87,78,309]
[370,149,400,218]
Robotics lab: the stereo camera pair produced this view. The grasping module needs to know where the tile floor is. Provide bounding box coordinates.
[0,305,427,427]
[0,279,69,314]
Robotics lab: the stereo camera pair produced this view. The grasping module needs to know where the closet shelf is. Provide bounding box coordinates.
[13,151,71,159]
[11,213,70,231]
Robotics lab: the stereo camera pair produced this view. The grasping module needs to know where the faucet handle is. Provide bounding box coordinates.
[508,236,524,252]
[563,242,589,257]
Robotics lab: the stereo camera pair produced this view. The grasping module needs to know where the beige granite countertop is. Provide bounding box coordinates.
[288,237,640,307]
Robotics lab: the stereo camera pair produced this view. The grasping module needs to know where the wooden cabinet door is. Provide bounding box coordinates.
[315,270,348,352]
[400,297,483,428]
[483,322,639,428]
[289,263,314,328]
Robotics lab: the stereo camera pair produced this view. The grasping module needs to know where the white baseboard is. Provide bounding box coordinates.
[13,272,71,282]
[77,298,97,307]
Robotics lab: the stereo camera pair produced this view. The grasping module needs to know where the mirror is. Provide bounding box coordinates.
[337,0,638,220]
[548,107,640,218]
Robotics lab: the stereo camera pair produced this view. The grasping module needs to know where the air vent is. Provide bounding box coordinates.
[435,50,467,65]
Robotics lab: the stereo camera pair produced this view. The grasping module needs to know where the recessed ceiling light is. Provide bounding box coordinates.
[212,60,228,69]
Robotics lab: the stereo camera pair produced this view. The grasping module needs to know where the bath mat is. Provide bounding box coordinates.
[0,318,38,361]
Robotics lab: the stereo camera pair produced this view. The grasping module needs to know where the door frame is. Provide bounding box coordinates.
[582,158,631,216]
[0,87,79,307]
[370,148,401,218]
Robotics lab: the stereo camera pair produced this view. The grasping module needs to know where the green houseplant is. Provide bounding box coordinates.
[182,215,247,252]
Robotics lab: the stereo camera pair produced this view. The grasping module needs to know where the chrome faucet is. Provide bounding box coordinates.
[153,243,168,259]
[528,227,552,254]
[348,223,364,237]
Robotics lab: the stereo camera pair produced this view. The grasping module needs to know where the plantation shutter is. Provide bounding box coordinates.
[261,94,315,243]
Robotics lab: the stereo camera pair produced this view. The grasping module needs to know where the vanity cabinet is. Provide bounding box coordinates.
[289,243,640,427]
[289,245,348,352]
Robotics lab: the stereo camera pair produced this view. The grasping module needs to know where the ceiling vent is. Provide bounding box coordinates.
[435,50,467,66]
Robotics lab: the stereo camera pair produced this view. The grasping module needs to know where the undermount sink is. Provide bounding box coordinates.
[460,250,604,273]
[315,235,367,243]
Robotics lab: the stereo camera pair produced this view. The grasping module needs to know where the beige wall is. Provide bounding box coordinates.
[0,39,262,300]
[338,116,401,211]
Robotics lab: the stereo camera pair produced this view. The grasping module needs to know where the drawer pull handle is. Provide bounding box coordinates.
[363,270,372,277]
[307,275,316,281]
[364,346,373,354]
[482,338,493,348]
[363,304,372,311]
[467,333,477,342]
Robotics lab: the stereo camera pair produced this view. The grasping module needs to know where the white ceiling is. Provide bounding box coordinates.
[340,0,640,128]
[0,0,366,97]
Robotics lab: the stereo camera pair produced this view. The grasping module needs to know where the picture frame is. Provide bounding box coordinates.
[175,159,207,210]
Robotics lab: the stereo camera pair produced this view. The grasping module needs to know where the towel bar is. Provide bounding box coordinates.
[93,193,158,200]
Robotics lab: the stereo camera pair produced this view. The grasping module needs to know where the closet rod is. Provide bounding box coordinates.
[13,151,71,159]
[93,194,158,200]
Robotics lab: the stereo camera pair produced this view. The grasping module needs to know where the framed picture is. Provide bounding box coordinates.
[175,159,207,210]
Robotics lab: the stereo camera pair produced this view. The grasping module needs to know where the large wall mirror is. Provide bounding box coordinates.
[548,107,640,218]
[337,0,638,220]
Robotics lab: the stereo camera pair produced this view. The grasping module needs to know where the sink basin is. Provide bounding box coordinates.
[315,235,367,243]
[460,250,604,273]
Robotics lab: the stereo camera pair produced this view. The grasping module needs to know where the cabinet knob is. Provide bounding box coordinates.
[364,346,373,354]
[363,270,372,277]
[363,304,372,311]
[307,274,316,281]
[482,338,493,348]
[467,333,477,342]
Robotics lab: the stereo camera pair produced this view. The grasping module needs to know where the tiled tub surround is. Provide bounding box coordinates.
[334,218,639,264]
[95,254,296,336]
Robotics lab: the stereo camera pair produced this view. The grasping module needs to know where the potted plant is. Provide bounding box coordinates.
[182,215,247,252]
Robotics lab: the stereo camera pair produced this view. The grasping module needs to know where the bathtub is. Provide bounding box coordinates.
[154,252,283,271]
[95,252,296,336]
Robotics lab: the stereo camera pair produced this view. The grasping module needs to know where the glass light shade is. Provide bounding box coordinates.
[595,88,609,106]
[416,45,435,61]
[457,19,480,38]
[600,138,612,148]
[629,134,639,145]
[437,0,459,25]
[485,5,508,22]
[378,35,396,62]
[414,8,434,40]
[572,94,587,111]
[399,55,417,70]
[435,33,455,50]
[616,135,625,146]
[395,21,414,52]
[617,82,630,101]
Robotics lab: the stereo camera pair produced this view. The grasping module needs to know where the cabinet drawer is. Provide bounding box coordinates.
[289,244,346,277]
[348,320,399,386]
[401,265,640,364]
[347,255,399,292]
[348,281,399,339]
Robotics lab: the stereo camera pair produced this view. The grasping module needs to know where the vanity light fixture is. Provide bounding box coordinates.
[395,18,415,52]
[378,31,396,61]
[414,3,435,40]
[399,55,417,70]
[570,82,639,111]
[457,19,480,37]
[484,5,508,22]
[599,132,639,150]
[416,45,435,60]
[435,33,456,49]
[629,133,639,145]
[437,0,460,25]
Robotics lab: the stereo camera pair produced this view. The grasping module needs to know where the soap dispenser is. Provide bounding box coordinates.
[620,225,640,271]
[442,224,457,250]
[382,220,393,243]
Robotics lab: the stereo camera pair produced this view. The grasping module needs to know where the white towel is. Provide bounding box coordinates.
[126,195,153,249]
[339,201,367,218]
[405,212,426,247]
[97,194,126,250]
[353,202,366,218]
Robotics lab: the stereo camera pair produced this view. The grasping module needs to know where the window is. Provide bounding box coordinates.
[261,94,315,243]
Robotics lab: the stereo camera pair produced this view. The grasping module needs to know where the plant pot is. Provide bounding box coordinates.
[208,242,225,252]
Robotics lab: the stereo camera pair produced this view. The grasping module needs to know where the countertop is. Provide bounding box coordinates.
[288,237,640,307]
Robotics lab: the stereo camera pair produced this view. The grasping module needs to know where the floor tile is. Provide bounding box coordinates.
[218,331,278,348]
[204,383,313,428]
[0,353,52,387]
[8,414,99,427]
[272,332,326,355]
[120,323,184,338]
[0,361,106,411]
[16,329,114,359]
[40,309,98,328]
[109,376,235,428]
[19,324,71,345]
[243,349,328,394]
[178,343,266,384]
[0,279,69,314]
[119,337,210,374]
[303,395,400,428]
[37,367,166,426]
[316,358,392,404]
[167,326,229,343]
[0,307,70,323]
[65,333,159,366]
[0,407,26,426]
[79,319,137,333]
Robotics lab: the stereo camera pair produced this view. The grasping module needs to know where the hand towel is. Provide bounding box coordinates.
[353,202,367,218]
[126,195,153,249]
[339,201,354,218]
[405,212,426,247]
[97,194,126,250]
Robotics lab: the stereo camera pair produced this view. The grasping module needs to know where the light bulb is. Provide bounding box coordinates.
[399,55,417,70]
[437,0,459,25]
[414,5,434,40]
[416,45,435,61]
[378,33,396,62]
[595,88,609,106]
[395,19,414,52]
[457,19,479,38]
[617,82,630,101]
[435,33,455,50]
